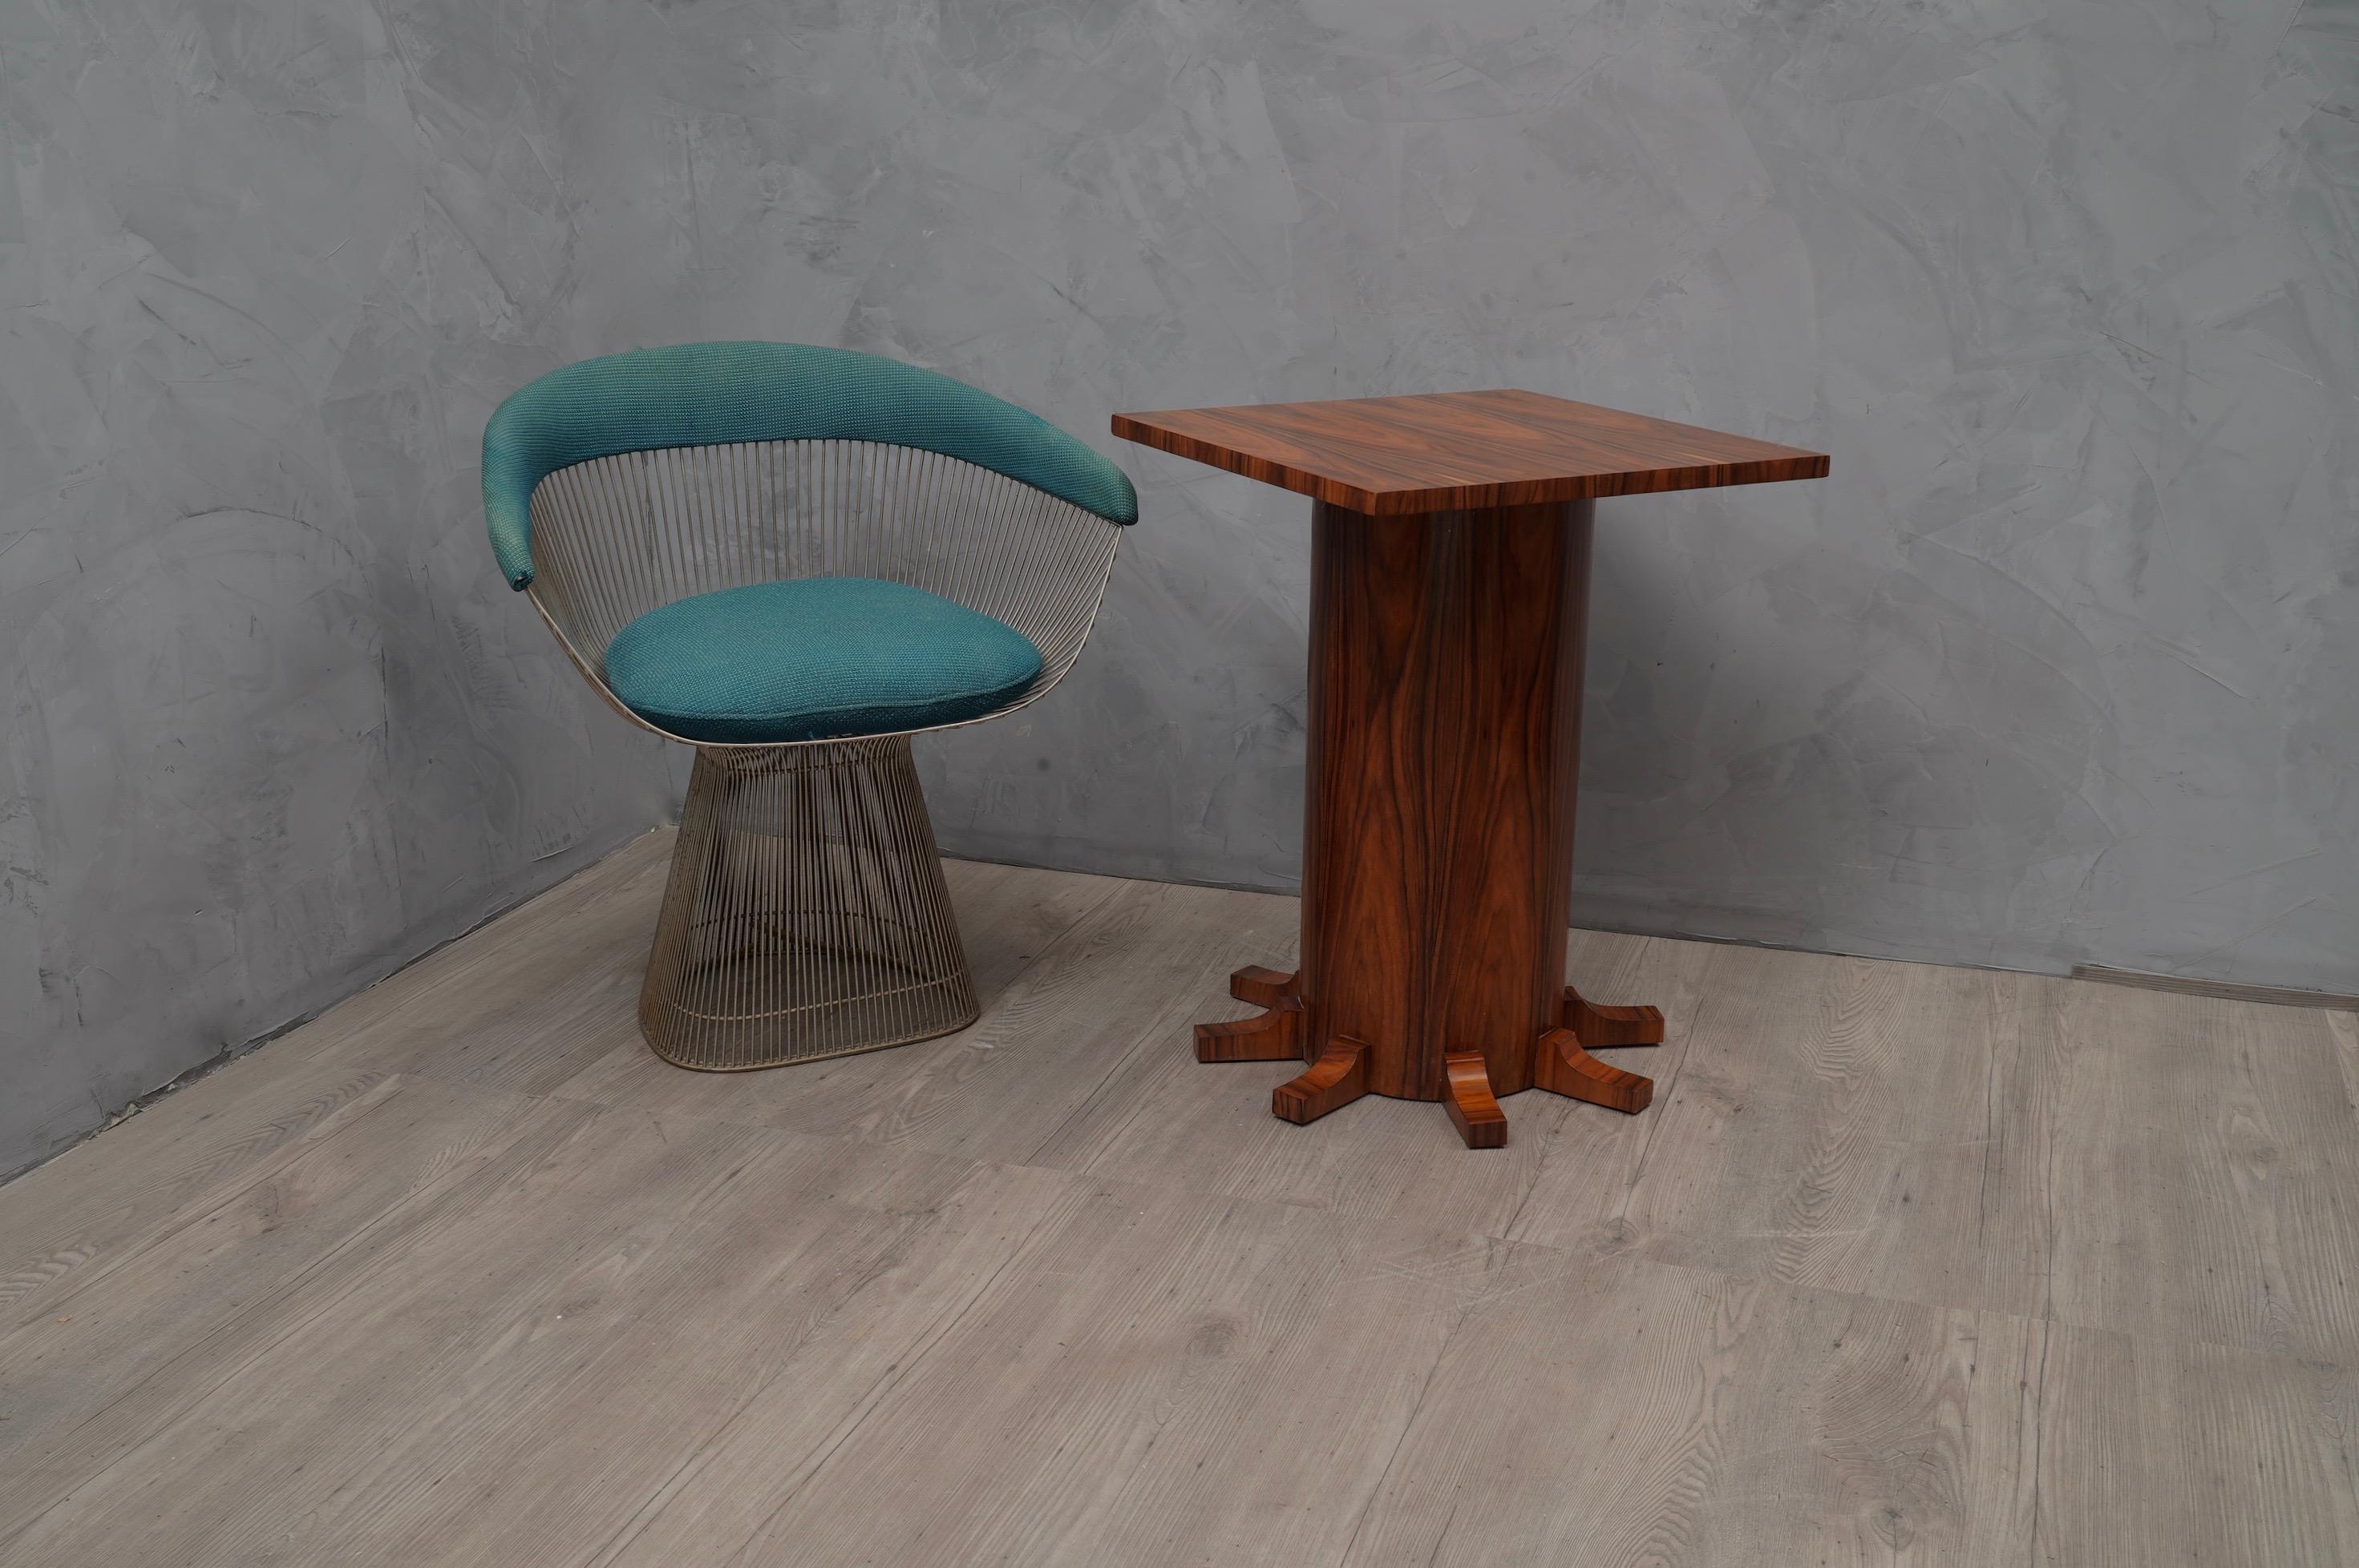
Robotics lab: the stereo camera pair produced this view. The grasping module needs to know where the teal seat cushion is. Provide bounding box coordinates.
[602,577,1044,744]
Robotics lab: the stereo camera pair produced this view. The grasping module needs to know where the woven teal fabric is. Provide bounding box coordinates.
[601,577,1044,744]
[482,341,1137,588]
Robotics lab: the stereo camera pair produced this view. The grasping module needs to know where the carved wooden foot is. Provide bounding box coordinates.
[1561,984,1665,1047]
[1533,1025,1653,1113]
[1273,1034,1371,1125]
[1228,965,1297,1008]
[1195,967,1305,1063]
[1195,1001,1301,1062]
[1442,1052,1508,1149]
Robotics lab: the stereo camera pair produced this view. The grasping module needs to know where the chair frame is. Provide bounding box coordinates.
[522,438,1123,750]
[517,435,1124,1070]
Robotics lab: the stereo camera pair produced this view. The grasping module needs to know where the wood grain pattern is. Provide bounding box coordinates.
[1192,967,1303,1061]
[1338,1251,2359,1567]
[1122,391,1826,1147]
[0,1057,395,1315]
[1301,499,1588,1107]
[1338,1255,2033,1566]
[1442,1053,1507,1149]
[1599,947,2054,1303]
[1226,964,1297,1008]
[0,1083,599,1534]
[1273,1034,1372,1125]
[606,1185,1510,1568]
[1562,984,1665,1047]
[1193,999,1302,1062]
[1113,388,1828,514]
[6,843,2356,1563]
[1198,498,1667,1143]
[1532,1025,1653,1114]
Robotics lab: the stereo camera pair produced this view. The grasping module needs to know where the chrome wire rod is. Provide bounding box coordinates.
[518,438,1123,1070]
[524,439,1122,745]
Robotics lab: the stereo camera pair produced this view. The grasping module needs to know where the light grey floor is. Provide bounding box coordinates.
[3,830,2355,1566]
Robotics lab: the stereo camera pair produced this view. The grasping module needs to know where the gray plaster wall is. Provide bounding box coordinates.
[0,1,681,1175]
[4,1,2355,1173]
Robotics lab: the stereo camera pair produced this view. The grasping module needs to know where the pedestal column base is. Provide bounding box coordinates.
[1175,496,1670,1150]
[1195,970,1666,1148]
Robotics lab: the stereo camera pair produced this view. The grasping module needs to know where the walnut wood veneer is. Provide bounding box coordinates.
[1113,387,1827,514]
[1115,390,1827,1147]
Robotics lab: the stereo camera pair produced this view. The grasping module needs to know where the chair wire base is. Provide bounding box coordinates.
[640,738,979,1070]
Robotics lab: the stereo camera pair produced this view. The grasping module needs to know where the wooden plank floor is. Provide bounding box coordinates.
[3,829,2355,1566]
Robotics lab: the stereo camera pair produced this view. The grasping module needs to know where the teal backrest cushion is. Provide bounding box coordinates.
[482,341,1138,589]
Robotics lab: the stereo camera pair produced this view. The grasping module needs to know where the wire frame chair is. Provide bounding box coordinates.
[484,346,1131,1070]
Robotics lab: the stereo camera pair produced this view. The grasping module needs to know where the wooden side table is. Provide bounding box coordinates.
[1113,390,1828,1147]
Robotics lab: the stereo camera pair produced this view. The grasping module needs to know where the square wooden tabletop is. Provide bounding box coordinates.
[1111,388,1828,515]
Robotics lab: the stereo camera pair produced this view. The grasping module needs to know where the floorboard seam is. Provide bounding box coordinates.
[573,1190,1062,1568]
[1329,1247,1511,1568]
[0,1069,403,1319]
[1604,945,1710,1235]
[1024,947,1249,1173]
[1497,942,1717,1249]
[624,1179,1092,1567]
[1617,1243,2359,1386]
[0,1082,593,1557]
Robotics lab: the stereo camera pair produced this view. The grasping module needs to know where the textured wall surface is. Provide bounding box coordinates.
[0,1,681,1175]
[4,0,2355,1171]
